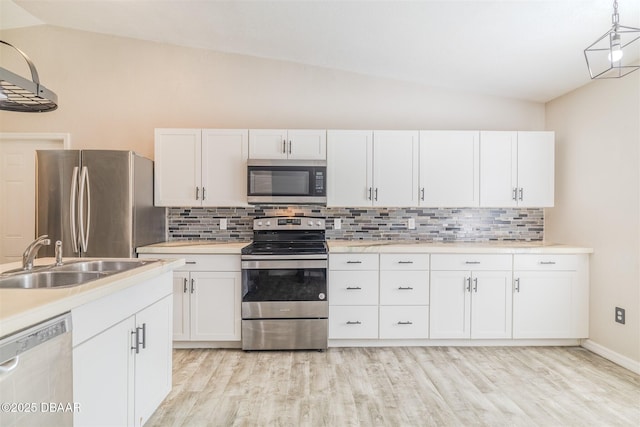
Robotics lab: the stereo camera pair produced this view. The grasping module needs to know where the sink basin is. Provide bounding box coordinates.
[0,271,106,289]
[0,259,157,289]
[53,259,151,273]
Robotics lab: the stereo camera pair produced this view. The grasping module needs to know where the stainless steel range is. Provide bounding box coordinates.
[241,216,328,351]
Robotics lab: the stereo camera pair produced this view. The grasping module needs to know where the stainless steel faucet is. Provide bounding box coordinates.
[22,235,51,270]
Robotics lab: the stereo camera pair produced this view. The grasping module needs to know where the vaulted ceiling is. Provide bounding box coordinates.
[2,0,639,103]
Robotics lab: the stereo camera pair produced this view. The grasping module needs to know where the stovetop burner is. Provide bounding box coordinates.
[242,216,327,258]
[241,240,328,256]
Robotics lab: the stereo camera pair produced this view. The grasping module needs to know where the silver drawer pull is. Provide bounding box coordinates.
[346,260,362,264]
[346,321,362,325]
[398,286,414,290]
[185,261,197,265]
[539,261,556,265]
[397,321,413,325]
[465,261,481,264]
[346,286,362,290]
[398,261,413,264]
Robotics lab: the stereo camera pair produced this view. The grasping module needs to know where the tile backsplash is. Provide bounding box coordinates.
[167,206,543,242]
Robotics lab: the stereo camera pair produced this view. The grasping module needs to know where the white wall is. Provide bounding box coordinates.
[545,73,640,364]
[0,25,545,158]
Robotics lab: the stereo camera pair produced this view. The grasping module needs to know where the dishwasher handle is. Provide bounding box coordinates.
[0,356,19,374]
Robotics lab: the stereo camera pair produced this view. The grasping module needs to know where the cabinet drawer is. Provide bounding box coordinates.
[431,254,511,271]
[329,271,379,305]
[380,253,429,270]
[379,306,429,339]
[141,254,241,272]
[513,254,580,271]
[379,271,429,305]
[329,306,378,339]
[330,253,379,270]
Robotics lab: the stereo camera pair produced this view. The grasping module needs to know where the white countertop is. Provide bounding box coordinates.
[137,241,250,254]
[327,240,594,254]
[137,240,593,255]
[0,257,185,338]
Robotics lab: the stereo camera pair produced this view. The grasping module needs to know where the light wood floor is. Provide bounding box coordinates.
[147,346,640,427]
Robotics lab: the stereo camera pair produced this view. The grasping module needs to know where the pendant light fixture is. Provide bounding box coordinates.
[584,0,640,79]
[0,40,58,112]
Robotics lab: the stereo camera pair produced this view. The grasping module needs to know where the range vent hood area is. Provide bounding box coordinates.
[0,40,58,112]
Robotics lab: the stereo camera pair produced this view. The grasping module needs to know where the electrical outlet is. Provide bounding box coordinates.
[407,218,416,230]
[615,307,625,325]
[334,218,341,230]
[220,218,227,230]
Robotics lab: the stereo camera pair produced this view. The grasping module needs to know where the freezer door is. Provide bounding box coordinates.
[80,150,134,258]
[36,150,81,258]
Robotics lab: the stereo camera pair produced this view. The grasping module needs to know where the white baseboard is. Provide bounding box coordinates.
[581,339,640,374]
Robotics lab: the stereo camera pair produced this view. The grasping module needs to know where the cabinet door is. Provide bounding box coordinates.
[429,271,471,339]
[516,131,554,207]
[470,271,512,339]
[172,271,190,340]
[419,131,479,207]
[154,128,202,206]
[201,129,248,206]
[73,317,135,427]
[248,129,288,159]
[327,130,373,206]
[479,131,517,207]
[190,271,242,341]
[373,131,419,206]
[287,129,326,159]
[134,296,173,427]
[513,271,573,338]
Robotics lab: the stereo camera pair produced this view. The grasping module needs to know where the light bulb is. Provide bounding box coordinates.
[608,34,624,62]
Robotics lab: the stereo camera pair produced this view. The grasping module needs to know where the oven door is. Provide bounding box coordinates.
[241,259,328,319]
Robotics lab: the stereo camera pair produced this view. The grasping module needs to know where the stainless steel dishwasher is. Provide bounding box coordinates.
[0,313,73,427]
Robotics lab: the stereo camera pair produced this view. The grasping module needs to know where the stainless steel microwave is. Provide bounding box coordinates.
[247,160,327,205]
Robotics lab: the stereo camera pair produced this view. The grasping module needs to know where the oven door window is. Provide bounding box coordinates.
[242,268,327,301]
[249,169,310,195]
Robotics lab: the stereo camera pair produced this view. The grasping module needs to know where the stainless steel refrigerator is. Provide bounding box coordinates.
[36,150,165,258]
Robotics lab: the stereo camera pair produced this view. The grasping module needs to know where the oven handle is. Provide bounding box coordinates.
[241,259,328,270]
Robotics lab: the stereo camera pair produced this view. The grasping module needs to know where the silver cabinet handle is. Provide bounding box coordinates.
[346,286,362,290]
[185,261,197,265]
[374,188,378,201]
[346,321,362,325]
[282,140,286,154]
[202,187,206,201]
[131,330,140,354]
[138,323,146,350]
[465,261,481,265]
[466,277,471,292]
[539,261,556,265]
[183,277,188,293]
[398,286,414,290]
[346,260,362,264]
[368,187,372,200]
[512,188,518,201]
[288,141,292,154]
[473,278,478,292]
[514,278,521,292]
[398,261,413,264]
[195,187,200,200]
[420,187,425,201]
[191,278,195,294]
[519,188,524,201]
[69,166,79,254]
[397,321,413,325]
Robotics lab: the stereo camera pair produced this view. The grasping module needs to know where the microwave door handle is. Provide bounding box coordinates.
[69,166,79,254]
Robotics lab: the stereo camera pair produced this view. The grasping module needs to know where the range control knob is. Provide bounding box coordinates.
[308,220,314,226]
[266,221,271,226]
[316,221,322,227]
[257,221,263,227]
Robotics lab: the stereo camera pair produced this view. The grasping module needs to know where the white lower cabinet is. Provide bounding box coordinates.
[72,273,173,427]
[513,254,588,339]
[140,254,241,342]
[430,255,512,339]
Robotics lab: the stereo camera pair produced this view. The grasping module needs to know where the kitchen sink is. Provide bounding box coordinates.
[0,259,157,289]
[0,271,107,289]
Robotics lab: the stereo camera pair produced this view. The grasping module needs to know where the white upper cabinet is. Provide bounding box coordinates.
[327,130,373,206]
[480,131,554,207]
[154,128,248,207]
[249,129,326,159]
[373,131,420,207]
[419,131,479,207]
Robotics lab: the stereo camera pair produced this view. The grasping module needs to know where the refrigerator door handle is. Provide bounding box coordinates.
[70,166,80,254]
[78,166,91,252]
